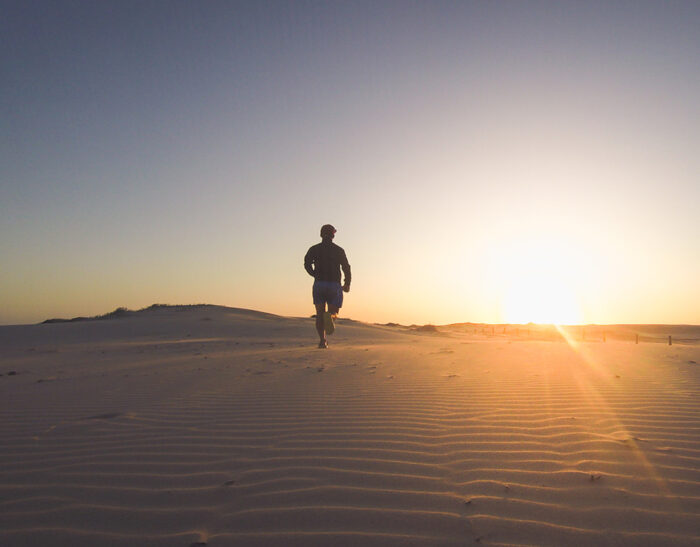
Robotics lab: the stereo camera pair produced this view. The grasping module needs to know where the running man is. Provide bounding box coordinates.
[304,224,351,348]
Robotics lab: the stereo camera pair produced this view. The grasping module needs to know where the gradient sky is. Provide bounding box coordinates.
[2,1,699,326]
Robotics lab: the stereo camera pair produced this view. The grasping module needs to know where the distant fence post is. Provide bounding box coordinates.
[669,335,672,346]
[635,334,639,344]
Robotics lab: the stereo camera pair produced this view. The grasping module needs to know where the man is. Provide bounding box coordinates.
[304,224,351,348]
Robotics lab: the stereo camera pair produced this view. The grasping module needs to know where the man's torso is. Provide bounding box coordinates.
[305,241,347,283]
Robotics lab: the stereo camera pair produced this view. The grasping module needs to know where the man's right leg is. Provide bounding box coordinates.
[324,303,339,335]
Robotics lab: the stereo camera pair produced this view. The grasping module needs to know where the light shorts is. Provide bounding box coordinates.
[312,281,343,308]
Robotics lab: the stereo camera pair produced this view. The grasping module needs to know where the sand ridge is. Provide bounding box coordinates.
[1,306,699,546]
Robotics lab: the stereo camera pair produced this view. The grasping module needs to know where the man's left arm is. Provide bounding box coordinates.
[304,248,316,278]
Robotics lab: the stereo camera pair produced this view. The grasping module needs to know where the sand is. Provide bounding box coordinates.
[1,305,698,546]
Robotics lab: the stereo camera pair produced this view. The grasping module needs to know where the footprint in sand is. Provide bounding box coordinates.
[86,413,122,420]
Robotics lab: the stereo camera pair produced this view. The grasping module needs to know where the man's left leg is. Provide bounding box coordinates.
[315,303,327,347]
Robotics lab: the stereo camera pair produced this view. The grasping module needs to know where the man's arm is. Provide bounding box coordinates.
[304,248,316,278]
[341,251,351,292]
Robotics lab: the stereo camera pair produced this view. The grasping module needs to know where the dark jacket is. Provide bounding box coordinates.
[304,240,351,284]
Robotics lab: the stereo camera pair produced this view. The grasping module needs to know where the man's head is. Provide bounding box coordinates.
[320,224,336,240]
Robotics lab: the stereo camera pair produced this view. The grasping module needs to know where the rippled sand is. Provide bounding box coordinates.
[1,306,698,546]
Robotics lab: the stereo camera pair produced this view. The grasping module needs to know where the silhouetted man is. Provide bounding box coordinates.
[304,224,351,348]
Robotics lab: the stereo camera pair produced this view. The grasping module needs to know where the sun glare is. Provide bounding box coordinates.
[486,234,587,325]
[503,275,582,325]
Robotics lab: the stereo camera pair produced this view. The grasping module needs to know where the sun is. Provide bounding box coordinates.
[502,275,582,325]
[485,233,587,325]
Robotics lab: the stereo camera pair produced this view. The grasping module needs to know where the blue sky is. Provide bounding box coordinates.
[2,1,699,325]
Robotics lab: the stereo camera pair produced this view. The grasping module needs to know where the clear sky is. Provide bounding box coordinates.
[2,1,699,326]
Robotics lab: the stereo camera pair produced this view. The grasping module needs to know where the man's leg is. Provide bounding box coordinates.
[324,304,339,336]
[315,303,327,346]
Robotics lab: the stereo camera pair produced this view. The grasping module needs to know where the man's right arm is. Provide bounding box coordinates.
[341,250,351,292]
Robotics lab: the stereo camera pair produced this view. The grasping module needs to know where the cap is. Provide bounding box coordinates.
[320,224,336,237]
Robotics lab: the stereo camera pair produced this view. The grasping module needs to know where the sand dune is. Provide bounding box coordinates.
[1,306,699,546]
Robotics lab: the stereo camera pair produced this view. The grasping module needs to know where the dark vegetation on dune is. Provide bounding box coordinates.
[411,324,440,332]
[40,304,288,325]
[41,304,209,324]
